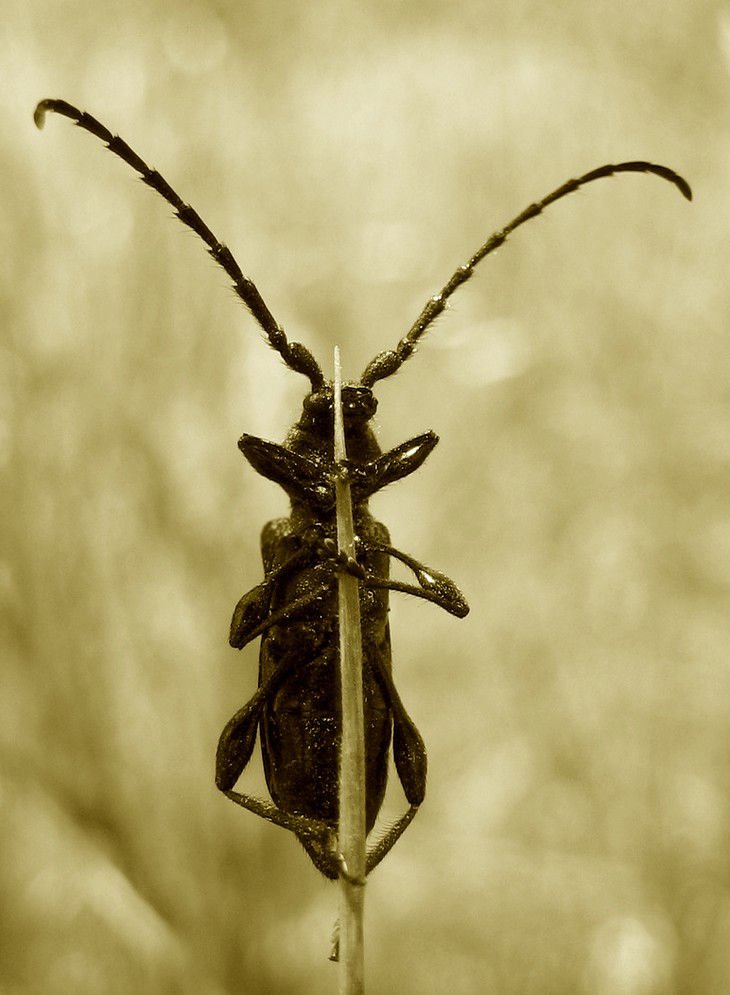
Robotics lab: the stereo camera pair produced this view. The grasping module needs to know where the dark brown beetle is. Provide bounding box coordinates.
[35,98,691,877]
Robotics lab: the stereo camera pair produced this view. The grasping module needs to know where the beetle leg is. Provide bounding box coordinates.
[362,541,469,618]
[362,646,426,870]
[229,544,326,649]
[365,804,420,874]
[348,432,438,500]
[367,645,427,806]
[238,435,334,509]
[235,588,332,644]
[229,581,275,649]
[216,648,305,790]
[215,682,271,790]
[223,789,340,878]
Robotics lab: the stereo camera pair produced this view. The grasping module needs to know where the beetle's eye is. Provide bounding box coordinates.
[340,386,377,420]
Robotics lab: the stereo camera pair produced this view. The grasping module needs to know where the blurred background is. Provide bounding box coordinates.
[2,0,727,992]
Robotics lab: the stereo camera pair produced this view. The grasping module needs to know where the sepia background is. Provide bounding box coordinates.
[2,0,727,992]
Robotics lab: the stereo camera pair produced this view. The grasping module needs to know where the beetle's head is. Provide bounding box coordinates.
[300,383,377,432]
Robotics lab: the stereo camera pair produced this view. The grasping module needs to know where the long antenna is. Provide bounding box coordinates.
[34,98,326,390]
[361,160,692,387]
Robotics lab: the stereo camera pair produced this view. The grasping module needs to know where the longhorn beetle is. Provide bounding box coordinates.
[35,98,691,879]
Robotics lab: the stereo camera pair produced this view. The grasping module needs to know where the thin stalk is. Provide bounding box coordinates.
[333,348,366,994]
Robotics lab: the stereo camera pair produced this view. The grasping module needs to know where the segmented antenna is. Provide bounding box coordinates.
[34,98,326,391]
[360,160,692,387]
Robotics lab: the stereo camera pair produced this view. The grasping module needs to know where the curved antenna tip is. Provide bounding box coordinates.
[677,176,693,201]
[33,101,49,129]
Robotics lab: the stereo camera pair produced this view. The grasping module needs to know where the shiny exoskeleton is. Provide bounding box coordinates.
[35,98,691,878]
[218,387,468,876]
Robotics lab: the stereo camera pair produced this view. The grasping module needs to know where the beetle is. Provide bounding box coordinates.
[35,98,691,878]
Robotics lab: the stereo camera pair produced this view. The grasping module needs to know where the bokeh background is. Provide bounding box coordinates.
[2,1,727,992]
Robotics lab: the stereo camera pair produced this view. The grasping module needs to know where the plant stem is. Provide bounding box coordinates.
[333,348,366,994]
